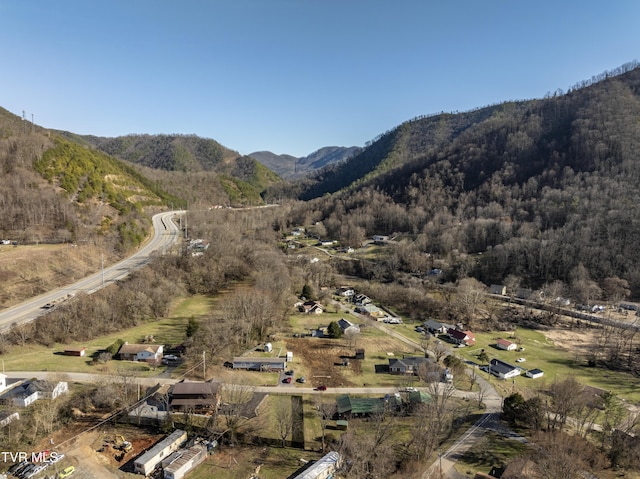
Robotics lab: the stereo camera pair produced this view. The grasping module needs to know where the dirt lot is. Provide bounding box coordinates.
[35,424,164,479]
[541,326,600,356]
[285,338,359,387]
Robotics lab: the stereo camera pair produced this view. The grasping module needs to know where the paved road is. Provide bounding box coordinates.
[0,210,184,332]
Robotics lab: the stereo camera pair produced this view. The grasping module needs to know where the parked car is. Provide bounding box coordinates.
[516,357,526,363]
[283,377,292,384]
[8,460,28,475]
[58,466,75,478]
[49,453,65,464]
[24,463,47,478]
[285,370,294,376]
[296,377,306,383]
[400,387,417,392]
[19,463,37,476]
[316,385,327,391]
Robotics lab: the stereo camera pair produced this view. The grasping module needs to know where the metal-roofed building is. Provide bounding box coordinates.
[287,451,341,479]
[163,445,206,479]
[134,429,188,476]
[232,357,287,371]
[335,394,400,417]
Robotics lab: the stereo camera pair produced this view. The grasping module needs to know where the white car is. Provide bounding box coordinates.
[49,453,65,464]
[516,357,526,363]
[400,387,417,392]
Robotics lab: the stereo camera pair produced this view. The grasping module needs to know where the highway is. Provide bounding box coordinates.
[0,210,184,332]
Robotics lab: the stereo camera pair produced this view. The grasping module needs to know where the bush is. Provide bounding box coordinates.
[106,338,124,357]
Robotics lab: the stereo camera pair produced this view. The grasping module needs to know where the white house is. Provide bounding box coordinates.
[335,287,355,297]
[489,359,521,380]
[490,284,507,295]
[0,411,19,428]
[3,380,68,408]
[338,318,360,335]
[117,343,164,363]
[496,339,518,351]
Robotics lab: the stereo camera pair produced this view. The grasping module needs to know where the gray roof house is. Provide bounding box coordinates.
[388,356,430,375]
[1,380,68,408]
[338,318,360,334]
[489,359,521,379]
[423,319,452,334]
[232,357,287,371]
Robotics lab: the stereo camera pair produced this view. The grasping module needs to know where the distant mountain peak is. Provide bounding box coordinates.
[250,146,361,179]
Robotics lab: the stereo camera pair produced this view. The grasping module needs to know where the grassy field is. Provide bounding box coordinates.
[450,327,640,402]
[188,446,324,479]
[0,295,214,374]
[453,431,529,477]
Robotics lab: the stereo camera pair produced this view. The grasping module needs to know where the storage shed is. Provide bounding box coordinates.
[526,369,544,379]
[63,347,86,357]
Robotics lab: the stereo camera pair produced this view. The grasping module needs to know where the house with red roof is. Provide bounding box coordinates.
[447,328,476,346]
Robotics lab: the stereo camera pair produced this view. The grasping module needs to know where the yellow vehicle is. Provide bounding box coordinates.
[58,466,75,478]
[115,435,133,452]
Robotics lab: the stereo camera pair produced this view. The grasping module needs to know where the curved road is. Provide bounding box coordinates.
[0,210,184,332]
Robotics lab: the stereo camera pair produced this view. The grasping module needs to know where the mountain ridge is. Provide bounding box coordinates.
[249,146,362,179]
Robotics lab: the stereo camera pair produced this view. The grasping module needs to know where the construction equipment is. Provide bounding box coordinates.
[114,435,133,452]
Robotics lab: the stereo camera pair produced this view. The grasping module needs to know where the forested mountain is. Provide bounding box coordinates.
[249,146,361,179]
[0,107,180,252]
[69,133,282,205]
[286,62,640,298]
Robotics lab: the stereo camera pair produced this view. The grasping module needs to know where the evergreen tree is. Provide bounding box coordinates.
[328,321,343,338]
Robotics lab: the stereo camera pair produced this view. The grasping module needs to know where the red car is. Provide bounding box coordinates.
[283,377,292,384]
[316,385,327,391]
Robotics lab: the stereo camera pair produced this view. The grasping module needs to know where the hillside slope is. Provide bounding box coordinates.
[0,107,177,252]
[290,62,640,296]
[73,133,282,205]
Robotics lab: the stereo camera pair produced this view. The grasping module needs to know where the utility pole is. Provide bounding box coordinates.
[202,351,206,379]
[101,253,105,288]
[184,203,188,240]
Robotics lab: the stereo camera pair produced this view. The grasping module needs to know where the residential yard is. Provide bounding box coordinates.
[453,431,529,477]
[451,325,640,402]
[0,295,214,374]
[282,321,427,389]
[188,446,324,479]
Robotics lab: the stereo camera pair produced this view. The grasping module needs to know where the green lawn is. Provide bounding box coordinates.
[453,328,640,402]
[1,295,214,374]
[454,431,529,477]
[188,446,323,479]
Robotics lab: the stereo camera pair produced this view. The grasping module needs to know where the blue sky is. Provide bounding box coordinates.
[1,1,638,157]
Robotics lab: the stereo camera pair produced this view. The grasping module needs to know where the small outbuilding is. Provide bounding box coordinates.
[490,284,507,295]
[496,339,517,351]
[526,369,544,379]
[63,347,86,357]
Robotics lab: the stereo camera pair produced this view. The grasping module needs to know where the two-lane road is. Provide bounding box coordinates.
[0,210,184,332]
